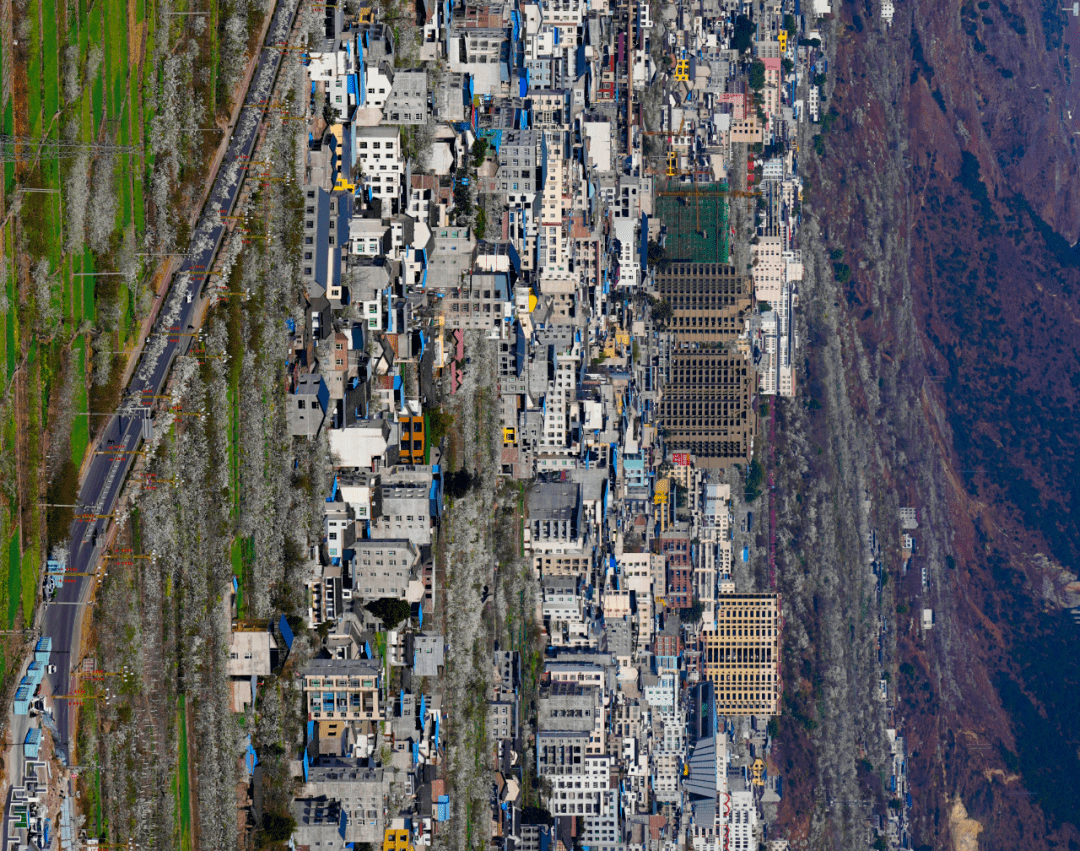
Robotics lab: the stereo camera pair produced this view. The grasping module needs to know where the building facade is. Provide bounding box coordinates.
[699,595,779,715]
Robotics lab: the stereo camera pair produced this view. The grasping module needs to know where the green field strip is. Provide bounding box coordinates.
[43,165,63,268]
[5,243,17,380]
[176,695,194,851]
[42,0,61,121]
[117,155,130,232]
[119,287,134,347]
[133,166,146,233]
[20,544,37,624]
[26,0,43,138]
[1,239,9,380]
[68,252,80,323]
[70,336,89,465]
[59,254,71,322]
[126,67,145,235]
[65,0,79,53]
[80,88,93,147]
[81,246,95,321]
[105,0,126,122]
[89,9,103,128]
[7,533,21,628]
[26,351,40,606]
[77,0,88,76]
[2,101,14,194]
[2,410,14,524]
[231,537,244,618]
[94,764,104,837]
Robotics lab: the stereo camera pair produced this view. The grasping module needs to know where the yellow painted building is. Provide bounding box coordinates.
[383,827,414,851]
[700,594,779,715]
[399,416,425,464]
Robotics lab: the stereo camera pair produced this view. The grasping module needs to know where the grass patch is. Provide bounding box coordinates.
[5,252,16,379]
[89,8,104,124]
[26,0,43,137]
[2,99,13,193]
[70,336,89,467]
[41,0,61,120]
[231,537,245,618]
[106,0,127,122]
[20,544,38,626]
[7,534,21,627]
[81,246,96,321]
[176,694,194,851]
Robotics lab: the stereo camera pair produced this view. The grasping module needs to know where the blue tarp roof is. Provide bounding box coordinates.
[279,615,295,649]
[246,740,259,777]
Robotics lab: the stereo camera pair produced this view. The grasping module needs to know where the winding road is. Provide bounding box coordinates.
[42,0,302,759]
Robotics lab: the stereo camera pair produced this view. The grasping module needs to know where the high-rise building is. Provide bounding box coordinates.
[656,262,751,343]
[657,263,755,468]
[660,351,754,468]
[699,594,779,715]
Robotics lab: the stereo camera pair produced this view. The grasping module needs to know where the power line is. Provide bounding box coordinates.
[0,134,141,163]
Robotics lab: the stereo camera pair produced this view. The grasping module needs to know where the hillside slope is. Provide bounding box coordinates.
[782,0,1080,847]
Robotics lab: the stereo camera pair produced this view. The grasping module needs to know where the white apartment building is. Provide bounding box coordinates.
[549,755,611,817]
[728,791,759,851]
[350,218,389,256]
[581,789,621,850]
[308,38,358,122]
[653,750,681,802]
[325,504,356,562]
[540,341,581,457]
[355,127,403,211]
[752,235,785,305]
[352,539,419,599]
[543,576,590,647]
[363,62,394,111]
[643,670,677,717]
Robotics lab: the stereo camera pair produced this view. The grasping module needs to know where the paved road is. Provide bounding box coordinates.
[42,0,301,759]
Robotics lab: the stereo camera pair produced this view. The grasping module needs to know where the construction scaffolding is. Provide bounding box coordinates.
[654,180,731,264]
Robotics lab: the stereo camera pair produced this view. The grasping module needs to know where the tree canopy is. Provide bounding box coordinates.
[733,14,755,52]
[365,598,412,630]
[749,60,766,91]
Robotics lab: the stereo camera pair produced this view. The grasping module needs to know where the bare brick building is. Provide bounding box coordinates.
[657,263,755,469]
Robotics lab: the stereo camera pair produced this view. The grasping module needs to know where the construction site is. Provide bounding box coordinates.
[655,180,733,264]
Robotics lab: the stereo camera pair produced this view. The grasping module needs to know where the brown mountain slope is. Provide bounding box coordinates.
[780,0,1080,848]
